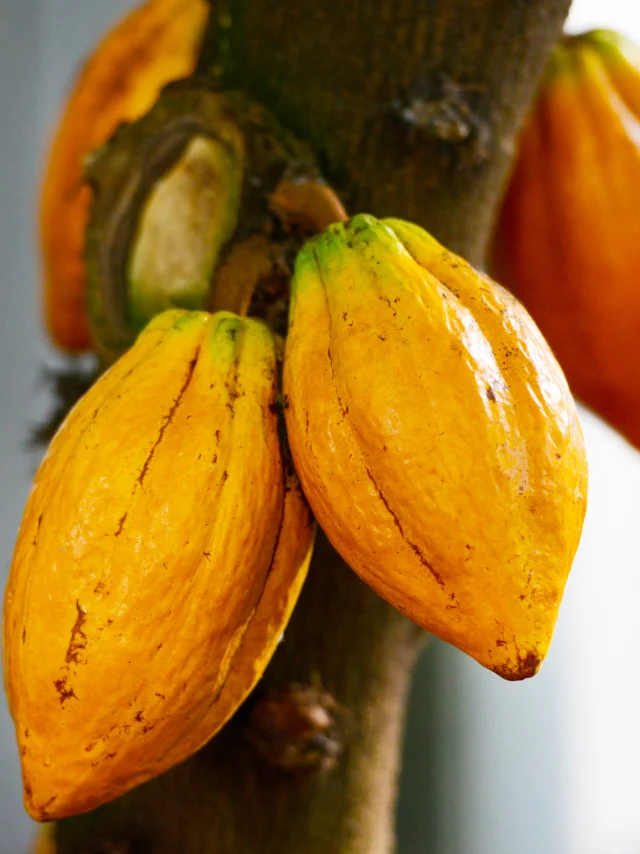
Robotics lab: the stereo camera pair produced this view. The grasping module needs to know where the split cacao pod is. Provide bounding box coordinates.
[284,215,587,680]
[40,0,209,352]
[4,309,314,820]
[84,86,246,366]
[491,30,640,448]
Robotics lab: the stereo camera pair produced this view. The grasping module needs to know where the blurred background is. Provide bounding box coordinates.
[1,1,639,852]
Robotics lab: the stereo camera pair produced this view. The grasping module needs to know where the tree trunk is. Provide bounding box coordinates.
[55,1,572,852]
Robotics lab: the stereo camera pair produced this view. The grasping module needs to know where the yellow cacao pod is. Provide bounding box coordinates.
[4,310,314,820]
[40,0,209,352]
[491,30,640,448]
[284,215,587,680]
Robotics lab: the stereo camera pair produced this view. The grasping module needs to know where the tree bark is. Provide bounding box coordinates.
[55,1,572,852]
[214,0,572,263]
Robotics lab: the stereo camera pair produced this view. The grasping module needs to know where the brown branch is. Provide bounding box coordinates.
[217,0,572,263]
[55,1,572,852]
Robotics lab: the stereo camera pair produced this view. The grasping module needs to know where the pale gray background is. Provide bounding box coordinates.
[1,2,639,852]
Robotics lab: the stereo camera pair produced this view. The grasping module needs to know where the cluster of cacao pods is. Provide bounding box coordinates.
[492,29,640,450]
[5,0,591,823]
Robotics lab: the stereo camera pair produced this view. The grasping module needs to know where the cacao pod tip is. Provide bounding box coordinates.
[490,649,543,682]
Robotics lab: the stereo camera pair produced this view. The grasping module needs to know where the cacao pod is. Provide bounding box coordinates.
[4,310,314,820]
[491,30,640,448]
[284,215,587,680]
[40,0,209,352]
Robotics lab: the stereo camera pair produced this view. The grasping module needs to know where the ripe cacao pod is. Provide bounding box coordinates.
[491,30,640,448]
[40,0,209,352]
[284,215,587,680]
[4,309,314,820]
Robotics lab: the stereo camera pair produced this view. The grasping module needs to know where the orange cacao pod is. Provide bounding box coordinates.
[284,215,587,680]
[40,0,209,352]
[491,30,640,448]
[4,310,314,820]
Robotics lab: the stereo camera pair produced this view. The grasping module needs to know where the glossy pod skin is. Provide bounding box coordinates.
[491,30,640,448]
[40,0,208,352]
[284,215,587,680]
[3,310,314,820]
